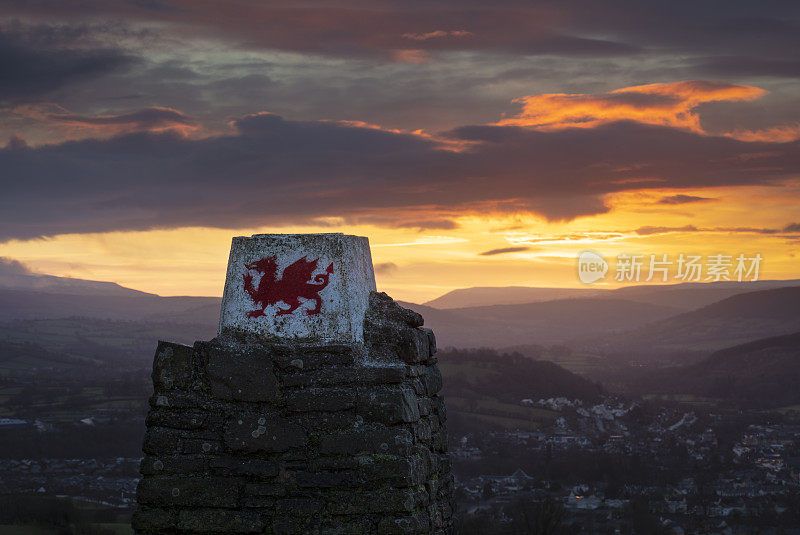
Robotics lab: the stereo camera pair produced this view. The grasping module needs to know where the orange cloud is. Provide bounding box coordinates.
[391,49,430,63]
[48,107,199,136]
[402,30,473,41]
[727,124,800,143]
[498,81,767,136]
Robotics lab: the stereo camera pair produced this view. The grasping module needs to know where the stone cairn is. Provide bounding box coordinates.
[133,234,454,534]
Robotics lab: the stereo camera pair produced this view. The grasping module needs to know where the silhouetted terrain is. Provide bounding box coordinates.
[424,286,604,308]
[595,286,800,358]
[401,298,679,347]
[0,287,221,322]
[2,274,800,535]
[635,331,800,408]
[425,279,800,310]
[3,274,800,355]
[439,348,603,404]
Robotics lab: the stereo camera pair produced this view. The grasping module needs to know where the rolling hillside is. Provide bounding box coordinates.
[0,288,221,323]
[601,286,800,356]
[424,287,603,309]
[438,347,602,433]
[425,279,800,311]
[641,331,800,408]
[401,298,679,347]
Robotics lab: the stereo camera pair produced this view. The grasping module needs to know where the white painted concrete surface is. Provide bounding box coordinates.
[218,233,376,342]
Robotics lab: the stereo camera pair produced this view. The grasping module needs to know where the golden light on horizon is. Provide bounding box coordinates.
[1,181,798,303]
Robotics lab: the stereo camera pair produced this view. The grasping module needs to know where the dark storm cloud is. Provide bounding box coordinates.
[2,1,799,140]
[0,257,32,275]
[0,2,639,60]
[698,56,800,78]
[1,114,799,241]
[657,195,714,205]
[4,0,798,65]
[479,247,531,256]
[0,25,131,104]
[353,217,461,231]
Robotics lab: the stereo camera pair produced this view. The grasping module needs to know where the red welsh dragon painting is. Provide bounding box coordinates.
[242,256,333,318]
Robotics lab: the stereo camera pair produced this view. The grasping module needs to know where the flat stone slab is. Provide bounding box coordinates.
[218,233,376,342]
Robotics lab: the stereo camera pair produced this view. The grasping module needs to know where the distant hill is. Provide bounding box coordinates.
[0,317,217,375]
[0,288,221,323]
[0,260,153,297]
[437,348,602,433]
[643,331,800,408]
[3,269,799,359]
[601,286,800,356]
[438,347,603,403]
[424,287,603,309]
[0,261,222,323]
[424,279,800,310]
[400,298,678,348]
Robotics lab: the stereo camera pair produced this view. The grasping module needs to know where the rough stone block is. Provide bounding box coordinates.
[400,328,430,364]
[142,427,182,455]
[421,328,437,356]
[378,511,432,535]
[146,408,207,430]
[294,470,360,488]
[140,455,207,476]
[205,346,279,403]
[289,344,356,368]
[327,487,422,514]
[152,341,194,392]
[137,476,242,508]
[182,438,221,455]
[361,455,428,487]
[210,457,279,478]
[316,517,376,535]
[413,419,432,442]
[177,508,266,533]
[224,413,307,452]
[135,272,453,534]
[277,497,325,516]
[318,427,413,456]
[149,391,201,409]
[421,365,443,396]
[291,411,361,433]
[433,427,449,452]
[357,386,420,424]
[433,395,447,425]
[244,482,286,497]
[131,508,175,532]
[283,365,406,387]
[286,387,355,412]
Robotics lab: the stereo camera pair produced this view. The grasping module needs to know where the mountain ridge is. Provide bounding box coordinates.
[424,279,800,310]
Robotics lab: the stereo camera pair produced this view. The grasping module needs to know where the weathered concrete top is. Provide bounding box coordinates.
[218,233,376,343]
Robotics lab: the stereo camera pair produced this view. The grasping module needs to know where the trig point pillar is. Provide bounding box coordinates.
[133,233,454,534]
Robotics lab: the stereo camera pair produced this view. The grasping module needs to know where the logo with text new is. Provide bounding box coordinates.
[578,251,608,284]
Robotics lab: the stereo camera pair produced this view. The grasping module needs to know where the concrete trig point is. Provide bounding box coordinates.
[134,233,454,534]
[218,233,376,343]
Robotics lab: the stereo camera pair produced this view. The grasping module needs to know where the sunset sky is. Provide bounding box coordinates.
[1,1,799,302]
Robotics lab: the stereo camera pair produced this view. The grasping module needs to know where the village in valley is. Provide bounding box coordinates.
[452,397,800,533]
[2,362,799,534]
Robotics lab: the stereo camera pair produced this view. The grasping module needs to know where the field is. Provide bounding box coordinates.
[447,395,558,431]
[0,382,148,420]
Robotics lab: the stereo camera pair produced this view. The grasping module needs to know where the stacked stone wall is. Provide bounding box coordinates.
[133,292,454,534]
